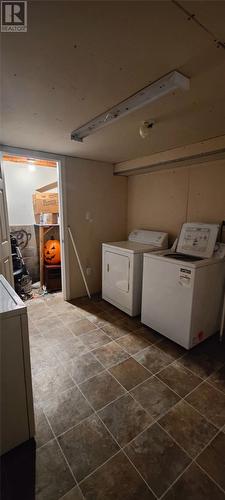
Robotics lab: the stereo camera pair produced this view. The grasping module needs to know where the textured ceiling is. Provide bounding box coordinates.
[1,0,225,162]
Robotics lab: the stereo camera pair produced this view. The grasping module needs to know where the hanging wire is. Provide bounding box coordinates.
[172,0,225,51]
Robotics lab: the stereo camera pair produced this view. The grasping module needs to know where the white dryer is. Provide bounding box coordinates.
[102,229,168,316]
[141,223,225,349]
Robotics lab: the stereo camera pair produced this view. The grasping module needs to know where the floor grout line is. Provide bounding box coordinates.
[29,297,225,499]
[51,349,158,499]
[159,421,225,498]
[43,413,82,498]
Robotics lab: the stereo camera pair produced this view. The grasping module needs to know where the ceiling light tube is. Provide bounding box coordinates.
[71,70,190,142]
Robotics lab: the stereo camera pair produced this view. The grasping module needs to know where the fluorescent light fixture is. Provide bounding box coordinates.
[28,163,36,172]
[71,70,190,142]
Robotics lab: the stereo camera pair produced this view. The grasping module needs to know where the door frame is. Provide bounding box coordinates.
[0,145,70,300]
[0,151,14,286]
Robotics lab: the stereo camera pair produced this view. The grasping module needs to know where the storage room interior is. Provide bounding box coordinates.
[3,156,62,298]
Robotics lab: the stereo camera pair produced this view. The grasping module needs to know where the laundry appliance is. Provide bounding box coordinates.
[141,222,225,349]
[102,229,168,316]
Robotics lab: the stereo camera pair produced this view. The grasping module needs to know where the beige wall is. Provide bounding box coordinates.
[65,157,127,299]
[127,160,225,243]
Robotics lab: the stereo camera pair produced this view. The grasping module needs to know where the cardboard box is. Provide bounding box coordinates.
[34,213,59,225]
[32,192,59,215]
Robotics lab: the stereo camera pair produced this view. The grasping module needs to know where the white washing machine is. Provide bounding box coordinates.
[141,222,225,349]
[102,229,168,316]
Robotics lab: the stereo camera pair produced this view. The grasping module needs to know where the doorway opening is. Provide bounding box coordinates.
[2,153,67,302]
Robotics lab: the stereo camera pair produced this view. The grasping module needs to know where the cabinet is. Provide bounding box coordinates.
[0,275,35,455]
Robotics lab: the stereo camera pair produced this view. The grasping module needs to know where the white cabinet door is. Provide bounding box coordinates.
[0,157,13,286]
[105,251,130,292]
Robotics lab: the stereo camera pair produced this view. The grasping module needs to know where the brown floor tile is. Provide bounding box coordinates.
[197,432,225,491]
[28,295,225,499]
[179,344,224,379]
[61,486,84,499]
[32,364,75,404]
[116,334,151,355]
[70,319,97,336]
[114,319,136,334]
[135,326,163,344]
[35,439,75,500]
[109,357,150,390]
[57,310,84,326]
[108,309,127,321]
[30,344,59,377]
[28,304,54,322]
[199,334,225,363]
[42,324,75,345]
[79,329,111,350]
[79,370,125,411]
[134,345,173,373]
[73,301,100,316]
[86,310,114,327]
[98,393,153,446]
[101,322,131,340]
[28,323,40,336]
[131,376,180,419]
[157,362,202,397]
[58,414,119,482]
[208,365,225,394]
[93,341,129,368]
[125,423,190,497]
[33,315,65,334]
[93,315,117,328]
[96,300,115,313]
[186,382,225,428]
[34,407,54,448]
[156,337,186,360]
[53,337,89,362]
[65,352,104,384]
[163,462,225,500]
[48,300,78,315]
[113,313,135,335]
[29,333,49,350]
[42,386,93,436]
[116,317,141,332]
[80,451,154,499]
[159,400,217,458]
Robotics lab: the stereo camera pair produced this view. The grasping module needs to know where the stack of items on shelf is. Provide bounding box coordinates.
[32,182,59,225]
[44,237,61,291]
[32,182,61,292]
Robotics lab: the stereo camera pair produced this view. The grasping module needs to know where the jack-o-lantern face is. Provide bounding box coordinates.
[44,238,61,265]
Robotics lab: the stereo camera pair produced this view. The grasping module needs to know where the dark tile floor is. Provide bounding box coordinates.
[1,293,225,500]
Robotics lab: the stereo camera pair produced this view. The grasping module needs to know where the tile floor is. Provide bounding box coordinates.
[1,293,225,500]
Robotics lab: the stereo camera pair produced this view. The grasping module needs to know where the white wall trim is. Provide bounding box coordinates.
[114,135,225,176]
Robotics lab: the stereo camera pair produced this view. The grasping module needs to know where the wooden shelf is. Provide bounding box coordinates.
[36,224,59,287]
[34,224,59,227]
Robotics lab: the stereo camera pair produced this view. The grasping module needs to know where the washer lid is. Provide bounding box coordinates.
[128,229,168,248]
[177,223,219,258]
[0,274,26,317]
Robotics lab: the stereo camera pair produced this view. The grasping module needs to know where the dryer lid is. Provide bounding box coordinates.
[177,223,219,258]
[128,229,168,248]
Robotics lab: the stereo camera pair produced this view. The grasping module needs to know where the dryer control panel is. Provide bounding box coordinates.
[128,229,168,248]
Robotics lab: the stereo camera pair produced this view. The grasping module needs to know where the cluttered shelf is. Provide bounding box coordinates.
[34,224,59,227]
[36,224,61,288]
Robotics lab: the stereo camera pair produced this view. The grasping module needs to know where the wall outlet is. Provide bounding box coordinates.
[85,211,93,222]
[86,267,92,276]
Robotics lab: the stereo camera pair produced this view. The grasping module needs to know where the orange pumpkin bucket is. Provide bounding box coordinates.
[44,237,61,265]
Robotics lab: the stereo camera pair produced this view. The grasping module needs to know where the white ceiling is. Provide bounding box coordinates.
[2,0,225,162]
